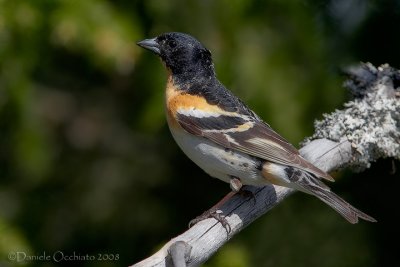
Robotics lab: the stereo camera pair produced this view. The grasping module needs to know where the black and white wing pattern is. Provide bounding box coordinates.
[175,107,334,182]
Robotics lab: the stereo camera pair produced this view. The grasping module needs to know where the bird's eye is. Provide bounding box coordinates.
[167,40,177,48]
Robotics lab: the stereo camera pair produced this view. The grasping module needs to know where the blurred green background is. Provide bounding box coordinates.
[0,0,399,266]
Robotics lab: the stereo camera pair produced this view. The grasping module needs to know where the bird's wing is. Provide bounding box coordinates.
[175,109,333,181]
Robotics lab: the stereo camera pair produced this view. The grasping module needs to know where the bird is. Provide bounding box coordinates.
[137,32,376,225]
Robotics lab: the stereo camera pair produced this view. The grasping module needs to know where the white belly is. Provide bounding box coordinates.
[169,127,266,186]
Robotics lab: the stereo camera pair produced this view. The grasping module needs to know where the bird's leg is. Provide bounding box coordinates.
[188,178,254,233]
[229,177,243,192]
[231,178,257,205]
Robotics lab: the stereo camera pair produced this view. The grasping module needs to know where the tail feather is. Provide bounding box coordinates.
[314,189,377,224]
[298,173,377,224]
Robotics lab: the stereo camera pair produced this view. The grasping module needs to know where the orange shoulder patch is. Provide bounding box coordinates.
[165,76,234,126]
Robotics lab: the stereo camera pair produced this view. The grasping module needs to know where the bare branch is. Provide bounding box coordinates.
[132,63,399,267]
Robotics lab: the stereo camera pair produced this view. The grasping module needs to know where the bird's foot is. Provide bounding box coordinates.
[230,177,256,205]
[188,209,231,233]
[188,190,237,233]
[187,178,256,234]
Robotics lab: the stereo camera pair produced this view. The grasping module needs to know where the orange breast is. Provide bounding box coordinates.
[165,75,235,128]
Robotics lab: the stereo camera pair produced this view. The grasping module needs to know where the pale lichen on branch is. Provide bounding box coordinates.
[304,63,400,171]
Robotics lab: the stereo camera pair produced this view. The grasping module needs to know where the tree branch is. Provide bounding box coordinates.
[131,63,399,267]
[303,63,400,171]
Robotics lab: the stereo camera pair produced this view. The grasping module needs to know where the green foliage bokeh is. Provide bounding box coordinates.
[0,0,399,266]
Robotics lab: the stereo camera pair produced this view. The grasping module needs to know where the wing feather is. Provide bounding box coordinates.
[175,110,333,181]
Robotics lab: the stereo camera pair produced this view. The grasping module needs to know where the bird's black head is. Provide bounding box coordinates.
[137,32,215,81]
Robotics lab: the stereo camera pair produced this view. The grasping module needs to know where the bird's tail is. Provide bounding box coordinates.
[297,173,377,224]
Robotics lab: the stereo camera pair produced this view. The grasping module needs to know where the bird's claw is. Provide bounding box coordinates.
[189,210,231,233]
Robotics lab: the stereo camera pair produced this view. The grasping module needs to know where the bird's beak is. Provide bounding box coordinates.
[137,38,160,55]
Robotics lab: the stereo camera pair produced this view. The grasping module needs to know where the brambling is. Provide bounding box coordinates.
[137,32,376,224]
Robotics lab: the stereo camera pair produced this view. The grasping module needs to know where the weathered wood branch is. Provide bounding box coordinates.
[131,63,399,267]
